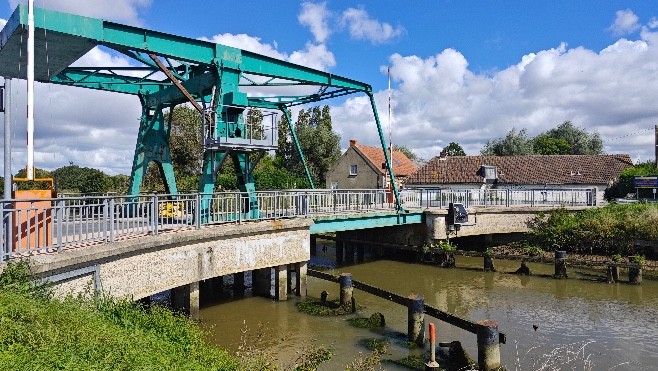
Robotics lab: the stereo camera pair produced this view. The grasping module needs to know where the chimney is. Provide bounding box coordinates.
[439,148,447,161]
[349,139,357,147]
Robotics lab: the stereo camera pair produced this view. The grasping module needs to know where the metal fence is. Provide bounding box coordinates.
[0,188,594,260]
[404,188,595,208]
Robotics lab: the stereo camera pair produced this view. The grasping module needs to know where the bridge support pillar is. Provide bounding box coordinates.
[484,234,493,247]
[357,245,365,263]
[295,261,307,297]
[233,272,245,297]
[310,235,317,256]
[253,268,272,298]
[275,265,288,300]
[345,242,355,264]
[200,276,223,304]
[171,282,200,320]
[336,240,344,263]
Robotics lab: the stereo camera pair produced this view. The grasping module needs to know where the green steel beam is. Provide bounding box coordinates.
[310,211,424,234]
[281,107,315,189]
[368,92,402,211]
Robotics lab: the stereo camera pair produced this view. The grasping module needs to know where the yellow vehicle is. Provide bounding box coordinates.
[159,201,184,218]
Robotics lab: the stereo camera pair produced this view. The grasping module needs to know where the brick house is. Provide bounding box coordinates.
[406,154,633,205]
[325,140,417,189]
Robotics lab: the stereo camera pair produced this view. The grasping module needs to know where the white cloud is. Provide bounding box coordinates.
[8,0,151,26]
[332,29,658,164]
[299,1,332,43]
[0,18,6,28]
[340,7,405,44]
[609,9,641,36]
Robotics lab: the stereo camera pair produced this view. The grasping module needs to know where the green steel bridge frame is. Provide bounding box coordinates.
[0,5,402,215]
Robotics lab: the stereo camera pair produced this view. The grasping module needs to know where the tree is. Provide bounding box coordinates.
[13,168,54,191]
[52,165,110,194]
[605,161,658,200]
[441,142,466,156]
[280,105,341,185]
[481,128,533,156]
[393,145,417,161]
[531,121,603,155]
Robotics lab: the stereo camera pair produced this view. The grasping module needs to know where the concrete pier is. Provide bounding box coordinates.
[171,282,200,320]
[253,267,272,298]
[233,272,245,297]
[275,265,288,300]
[295,261,308,297]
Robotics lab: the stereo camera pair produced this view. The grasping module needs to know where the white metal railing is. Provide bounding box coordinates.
[408,188,595,208]
[0,188,595,260]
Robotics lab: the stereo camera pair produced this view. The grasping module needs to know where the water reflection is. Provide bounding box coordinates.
[199,255,658,370]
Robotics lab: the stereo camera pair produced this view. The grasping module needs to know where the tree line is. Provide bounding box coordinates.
[2,112,641,196]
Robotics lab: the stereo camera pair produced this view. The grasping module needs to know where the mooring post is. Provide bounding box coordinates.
[483,255,495,272]
[606,265,616,283]
[477,320,501,371]
[629,265,643,284]
[408,294,425,346]
[425,322,440,370]
[320,290,329,303]
[339,273,353,309]
[554,250,567,279]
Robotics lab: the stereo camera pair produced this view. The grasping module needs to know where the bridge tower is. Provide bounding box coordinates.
[0,5,404,214]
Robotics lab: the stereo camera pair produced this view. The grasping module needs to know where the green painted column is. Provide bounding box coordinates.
[128,103,178,196]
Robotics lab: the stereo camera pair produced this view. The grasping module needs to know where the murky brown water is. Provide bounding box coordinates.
[199,244,658,370]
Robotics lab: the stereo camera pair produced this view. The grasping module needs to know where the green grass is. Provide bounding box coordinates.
[0,261,239,370]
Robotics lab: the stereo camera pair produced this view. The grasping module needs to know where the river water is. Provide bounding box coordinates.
[199,244,658,370]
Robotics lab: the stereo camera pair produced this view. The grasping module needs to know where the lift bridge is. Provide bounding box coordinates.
[0,5,402,218]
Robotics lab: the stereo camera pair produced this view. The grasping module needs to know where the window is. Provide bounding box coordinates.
[349,165,358,176]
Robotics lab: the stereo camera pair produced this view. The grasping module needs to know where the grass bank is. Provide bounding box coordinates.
[0,261,239,370]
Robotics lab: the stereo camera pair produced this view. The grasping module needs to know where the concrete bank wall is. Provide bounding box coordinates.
[26,219,312,300]
[425,206,589,241]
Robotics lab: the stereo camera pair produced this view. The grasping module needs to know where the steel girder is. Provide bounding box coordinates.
[0,5,403,211]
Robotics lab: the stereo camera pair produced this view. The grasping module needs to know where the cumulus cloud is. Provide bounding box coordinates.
[9,0,151,25]
[340,6,405,44]
[332,27,658,164]
[299,1,332,43]
[609,9,641,36]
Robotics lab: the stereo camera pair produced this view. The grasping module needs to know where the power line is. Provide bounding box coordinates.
[607,127,653,142]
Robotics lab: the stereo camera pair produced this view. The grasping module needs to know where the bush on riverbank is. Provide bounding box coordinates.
[0,260,240,370]
[528,203,658,255]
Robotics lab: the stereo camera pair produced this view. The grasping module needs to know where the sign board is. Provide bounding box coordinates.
[633,176,658,188]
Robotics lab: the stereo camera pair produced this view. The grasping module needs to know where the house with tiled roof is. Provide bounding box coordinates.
[406,154,633,205]
[325,139,417,190]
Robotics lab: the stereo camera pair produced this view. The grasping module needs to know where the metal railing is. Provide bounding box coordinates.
[407,188,596,209]
[0,188,595,260]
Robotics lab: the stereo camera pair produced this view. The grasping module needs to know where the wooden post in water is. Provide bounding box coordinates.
[483,255,495,272]
[629,265,643,284]
[477,320,501,371]
[408,294,425,346]
[606,265,616,283]
[339,273,353,309]
[554,251,567,279]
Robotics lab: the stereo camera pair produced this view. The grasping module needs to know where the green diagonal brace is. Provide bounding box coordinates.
[367,92,401,211]
[280,106,315,189]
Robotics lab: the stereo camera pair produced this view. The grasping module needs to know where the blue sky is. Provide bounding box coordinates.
[1,1,658,175]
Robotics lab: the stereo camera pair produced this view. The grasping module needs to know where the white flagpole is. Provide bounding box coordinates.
[26,0,35,180]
